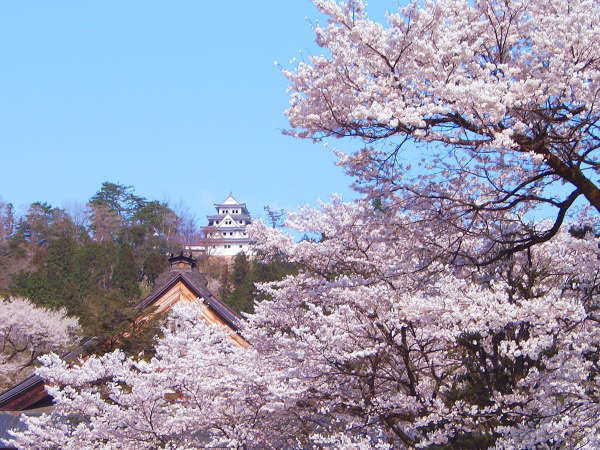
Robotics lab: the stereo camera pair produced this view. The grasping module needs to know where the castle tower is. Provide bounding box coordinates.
[201,194,252,256]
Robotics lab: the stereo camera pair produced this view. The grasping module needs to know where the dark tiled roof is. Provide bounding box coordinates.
[0,338,99,411]
[168,252,196,268]
[0,376,44,412]
[0,411,23,448]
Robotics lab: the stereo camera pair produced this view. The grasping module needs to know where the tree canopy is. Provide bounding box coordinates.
[10,1,600,448]
[285,0,600,264]
[1,182,197,345]
[0,297,79,391]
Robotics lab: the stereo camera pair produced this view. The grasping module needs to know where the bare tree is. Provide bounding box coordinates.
[264,206,286,229]
[63,200,91,233]
[166,200,200,248]
[88,204,123,242]
[0,200,14,242]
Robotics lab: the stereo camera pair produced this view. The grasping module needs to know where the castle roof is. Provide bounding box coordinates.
[214,194,246,208]
[222,194,239,205]
[206,214,251,221]
[203,238,251,245]
[205,225,248,232]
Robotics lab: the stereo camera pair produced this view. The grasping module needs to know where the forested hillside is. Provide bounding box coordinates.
[214,251,297,314]
[0,183,188,345]
[0,182,292,351]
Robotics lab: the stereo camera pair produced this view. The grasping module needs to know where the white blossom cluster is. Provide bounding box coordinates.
[285,0,600,264]
[10,205,600,448]
[10,0,600,447]
[0,297,79,389]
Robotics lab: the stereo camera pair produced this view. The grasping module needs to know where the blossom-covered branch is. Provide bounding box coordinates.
[285,0,600,263]
[0,297,79,390]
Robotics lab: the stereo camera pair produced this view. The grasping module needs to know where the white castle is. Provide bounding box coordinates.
[197,194,252,257]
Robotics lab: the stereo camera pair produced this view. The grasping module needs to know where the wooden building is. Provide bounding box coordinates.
[136,252,245,346]
[0,252,243,418]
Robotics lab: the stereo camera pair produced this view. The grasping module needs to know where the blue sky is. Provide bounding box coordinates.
[0,1,395,224]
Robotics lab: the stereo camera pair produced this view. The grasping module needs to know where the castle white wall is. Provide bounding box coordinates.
[203,197,252,257]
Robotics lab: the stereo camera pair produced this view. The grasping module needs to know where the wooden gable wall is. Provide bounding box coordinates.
[145,280,247,347]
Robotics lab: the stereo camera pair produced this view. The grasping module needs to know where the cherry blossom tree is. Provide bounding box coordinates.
[11,303,318,449]
[285,0,600,265]
[0,297,79,390]
[11,208,600,448]
[11,1,600,448]
[246,202,600,447]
